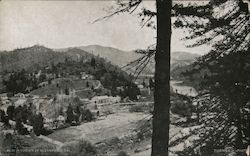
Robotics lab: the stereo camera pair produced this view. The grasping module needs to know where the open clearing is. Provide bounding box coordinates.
[48,112,149,144]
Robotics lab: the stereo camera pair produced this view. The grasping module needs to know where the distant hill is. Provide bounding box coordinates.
[0,44,200,74]
[57,45,200,74]
[77,45,200,69]
[0,45,94,73]
[56,45,141,67]
[171,51,200,70]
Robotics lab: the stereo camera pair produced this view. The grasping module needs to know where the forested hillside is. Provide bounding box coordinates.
[0,45,140,99]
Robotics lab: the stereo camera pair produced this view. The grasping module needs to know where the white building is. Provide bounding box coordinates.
[14,93,26,98]
[0,93,8,101]
[14,98,27,107]
[91,96,110,104]
[38,81,49,88]
[80,72,94,80]
[91,96,121,104]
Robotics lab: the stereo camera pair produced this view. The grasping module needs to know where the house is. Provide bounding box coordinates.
[57,115,65,122]
[35,70,42,79]
[38,81,48,88]
[15,93,26,98]
[45,118,54,124]
[32,95,40,100]
[137,84,144,89]
[80,72,87,80]
[109,96,121,103]
[44,118,54,129]
[0,93,8,101]
[116,86,124,92]
[91,96,110,104]
[91,96,121,104]
[80,72,94,80]
[0,94,10,106]
[14,98,27,107]
[46,73,55,79]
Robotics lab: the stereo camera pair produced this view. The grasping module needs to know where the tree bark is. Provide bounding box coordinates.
[151,0,172,156]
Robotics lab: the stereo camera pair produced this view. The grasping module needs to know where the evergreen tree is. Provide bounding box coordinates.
[86,81,89,88]
[90,57,96,69]
[169,0,249,154]
[30,113,44,136]
[7,105,15,120]
[66,104,74,124]
[21,105,28,124]
[93,0,249,155]
[15,113,26,135]
[0,109,10,127]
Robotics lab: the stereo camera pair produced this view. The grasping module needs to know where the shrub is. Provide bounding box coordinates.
[129,105,144,112]
[117,151,129,156]
[82,109,93,122]
[62,140,97,156]
[171,100,192,117]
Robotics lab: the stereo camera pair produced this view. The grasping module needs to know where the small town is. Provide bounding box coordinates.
[0,0,249,156]
[0,50,200,155]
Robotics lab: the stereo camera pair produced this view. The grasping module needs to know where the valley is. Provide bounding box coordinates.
[0,45,200,156]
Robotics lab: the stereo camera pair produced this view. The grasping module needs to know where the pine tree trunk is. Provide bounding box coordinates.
[151,0,172,156]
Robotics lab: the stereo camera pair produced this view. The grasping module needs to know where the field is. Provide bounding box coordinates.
[48,112,149,144]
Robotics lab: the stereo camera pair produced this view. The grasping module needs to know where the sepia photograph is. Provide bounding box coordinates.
[0,0,249,155]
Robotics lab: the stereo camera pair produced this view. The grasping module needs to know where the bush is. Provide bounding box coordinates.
[117,151,129,156]
[82,109,93,122]
[171,100,192,117]
[129,105,144,112]
[170,94,193,118]
[62,140,97,156]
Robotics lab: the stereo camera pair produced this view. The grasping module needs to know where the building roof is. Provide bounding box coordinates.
[14,98,27,106]
[92,95,109,100]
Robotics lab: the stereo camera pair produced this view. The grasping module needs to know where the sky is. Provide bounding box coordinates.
[0,0,211,54]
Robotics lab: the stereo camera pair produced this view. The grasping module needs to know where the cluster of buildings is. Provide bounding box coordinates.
[0,88,123,129]
[1,69,127,130]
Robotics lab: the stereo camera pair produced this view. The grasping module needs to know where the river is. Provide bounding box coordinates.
[170,80,198,97]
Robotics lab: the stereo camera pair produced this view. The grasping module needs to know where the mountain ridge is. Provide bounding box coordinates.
[0,45,200,74]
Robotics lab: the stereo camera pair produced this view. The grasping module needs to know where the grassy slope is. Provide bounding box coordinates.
[30,78,101,98]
